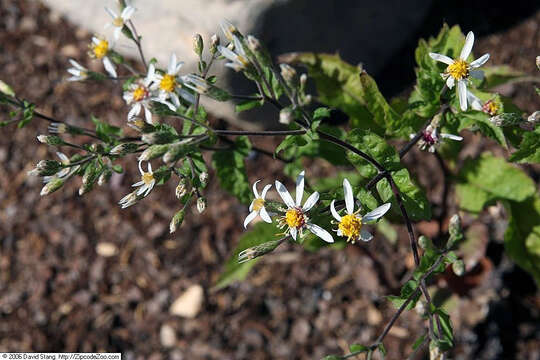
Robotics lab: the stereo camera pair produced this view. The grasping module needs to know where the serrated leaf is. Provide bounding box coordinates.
[214,222,281,289]
[459,112,507,147]
[211,136,252,204]
[509,127,540,164]
[456,153,536,213]
[91,116,122,143]
[504,194,540,285]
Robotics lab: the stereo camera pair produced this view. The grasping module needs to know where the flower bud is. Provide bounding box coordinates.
[429,341,443,360]
[37,135,64,146]
[536,56,540,71]
[300,73,308,88]
[279,107,293,125]
[527,111,539,125]
[197,197,207,213]
[169,209,185,233]
[193,34,203,57]
[138,144,170,161]
[48,122,68,134]
[40,178,64,196]
[98,169,112,186]
[142,131,178,145]
[210,34,220,54]
[489,112,522,127]
[449,214,461,237]
[199,172,208,186]
[418,235,432,250]
[110,142,139,155]
[452,260,465,276]
[280,63,297,85]
[246,35,261,52]
[29,160,62,177]
[175,178,190,199]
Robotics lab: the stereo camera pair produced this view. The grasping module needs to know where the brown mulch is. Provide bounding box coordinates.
[0,1,539,359]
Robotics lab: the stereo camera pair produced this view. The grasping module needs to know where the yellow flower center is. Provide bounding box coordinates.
[285,208,305,229]
[446,59,469,80]
[252,198,265,212]
[483,100,499,116]
[133,86,147,102]
[237,55,250,67]
[92,39,109,59]
[113,17,124,27]
[160,74,177,92]
[338,214,362,242]
[142,172,154,185]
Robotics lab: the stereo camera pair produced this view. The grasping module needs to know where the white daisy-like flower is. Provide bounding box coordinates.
[413,124,463,153]
[150,53,194,110]
[123,64,156,124]
[181,74,210,95]
[88,35,117,78]
[66,59,89,82]
[218,36,250,72]
[275,171,334,243]
[244,180,272,228]
[330,179,391,243]
[429,31,489,111]
[131,160,156,197]
[118,190,139,209]
[104,2,136,41]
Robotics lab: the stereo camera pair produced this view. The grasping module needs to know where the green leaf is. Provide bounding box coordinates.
[284,52,401,136]
[378,343,387,358]
[313,107,331,120]
[211,136,252,204]
[235,97,264,113]
[18,101,35,128]
[349,344,369,353]
[504,194,540,285]
[432,308,454,350]
[456,153,536,213]
[509,127,540,164]
[91,116,122,143]
[482,65,527,89]
[412,334,427,350]
[458,112,507,147]
[214,222,281,289]
[387,279,421,310]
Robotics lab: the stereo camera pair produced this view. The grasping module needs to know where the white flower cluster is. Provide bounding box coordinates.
[244,172,391,244]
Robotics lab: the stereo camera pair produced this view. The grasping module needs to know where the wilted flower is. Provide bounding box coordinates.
[275,171,334,243]
[244,180,272,228]
[123,64,156,123]
[429,31,489,111]
[88,35,117,78]
[131,160,156,197]
[466,91,499,116]
[197,197,207,213]
[220,19,238,42]
[118,190,139,209]
[218,36,250,72]
[330,179,391,243]
[104,2,136,41]
[48,122,67,134]
[66,59,89,82]
[413,124,462,153]
[182,74,210,95]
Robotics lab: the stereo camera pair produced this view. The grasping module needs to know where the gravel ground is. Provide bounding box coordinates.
[0,1,539,359]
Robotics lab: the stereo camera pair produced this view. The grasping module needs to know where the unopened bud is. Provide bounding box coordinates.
[48,122,68,134]
[210,34,220,55]
[193,34,203,57]
[418,235,432,250]
[302,94,313,105]
[169,209,185,233]
[37,135,64,146]
[246,35,261,52]
[40,178,64,196]
[163,141,191,164]
[452,260,465,276]
[536,56,540,71]
[197,197,207,213]
[141,131,178,145]
[414,300,427,317]
[30,160,62,177]
[300,73,308,88]
[138,144,169,161]
[0,80,15,97]
[199,172,208,186]
[238,238,284,263]
[280,63,297,85]
[489,112,522,127]
[449,214,461,237]
[175,178,190,199]
[429,341,443,360]
[110,142,139,155]
[279,107,293,125]
[527,111,539,125]
[98,169,112,186]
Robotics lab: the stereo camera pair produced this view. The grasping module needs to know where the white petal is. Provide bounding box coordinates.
[440,133,463,141]
[429,53,454,65]
[290,227,297,240]
[174,61,184,74]
[132,181,144,187]
[460,31,474,60]
[113,27,121,42]
[56,152,69,163]
[363,203,391,222]
[252,179,261,197]
[302,192,319,212]
[467,91,483,111]
[330,200,342,221]
[306,223,334,243]
[359,228,373,242]
[259,207,272,223]
[168,53,177,74]
[128,104,140,120]
[147,162,153,174]
[470,54,489,69]
[138,160,144,174]
[144,106,153,124]
[470,70,484,79]
[458,80,468,111]
[104,7,117,19]
[136,184,148,196]
[249,200,254,212]
[243,211,258,228]
[275,180,295,208]
[295,171,305,206]
[343,178,354,214]
[121,6,136,20]
[260,184,272,199]
[103,57,117,78]
[446,76,455,89]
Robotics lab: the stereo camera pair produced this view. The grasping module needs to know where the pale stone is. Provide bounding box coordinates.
[160,324,177,348]
[169,284,204,318]
[95,242,118,257]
